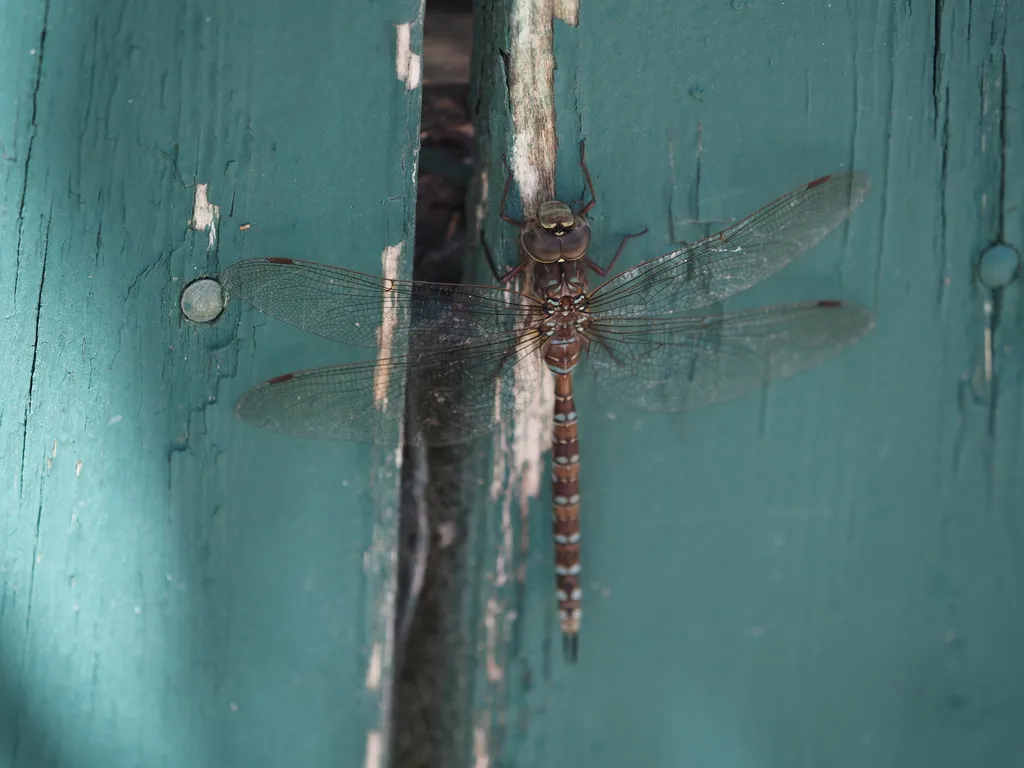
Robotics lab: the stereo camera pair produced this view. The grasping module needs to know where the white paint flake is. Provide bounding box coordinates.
[373,243,403,412]
[189,183,220,250]
[395,23,422,90]
[489,379,509,502]
[364,731,382,768]
[365,643,382,691]
[484,598,505,683]
[475,168,489,228]
[553,0,579,24]
[473,726,490,768]
[514,356,552,501]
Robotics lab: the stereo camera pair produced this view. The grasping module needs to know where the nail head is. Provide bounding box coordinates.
[978,242,1020,289]
[180,277,226,323]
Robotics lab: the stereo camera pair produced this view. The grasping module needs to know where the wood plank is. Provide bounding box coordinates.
[0,2,423,766]
[470,0,1023,764]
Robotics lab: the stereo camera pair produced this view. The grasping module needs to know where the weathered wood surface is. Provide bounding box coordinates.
[1,1,423,766]
[3,0,1021,765]
[470,0,1023,765]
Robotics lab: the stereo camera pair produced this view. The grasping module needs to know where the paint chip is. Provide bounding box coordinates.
[473,726,489,768]
[395,23,422,90]
[365,643,382,691]
[373,243,403,411]
[553,0,580,24]
[365,731,382,768]
[189,183,221,250]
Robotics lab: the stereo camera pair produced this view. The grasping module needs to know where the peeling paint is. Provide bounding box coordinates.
[365,642,382,690]
[473,726,490,768]
[508,0,558,212]
[495,458,514,591]
[489,379,509,502]
[503,0,561,507]
[553,0,579,25]
[374,243,403,412]
[188,183,220,250]
[395,23,422,90]
[364,240,407,767]
[364,730,382,768]
[475,167,490,236]
[484,598,505,683]
[514,355,552,501]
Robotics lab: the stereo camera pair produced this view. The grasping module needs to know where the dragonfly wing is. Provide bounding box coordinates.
[582,301,873,412]
[220,257,538,350]
[587,172,870,317]
[235,332,546,446]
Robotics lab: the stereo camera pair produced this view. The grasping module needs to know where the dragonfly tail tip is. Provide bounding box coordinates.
[562,632,579,663]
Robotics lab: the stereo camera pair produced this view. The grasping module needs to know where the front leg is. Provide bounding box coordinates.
[585,227,649,276]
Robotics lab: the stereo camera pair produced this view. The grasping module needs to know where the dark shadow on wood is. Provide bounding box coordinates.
[0,654,67,768]
[390,56,485,763]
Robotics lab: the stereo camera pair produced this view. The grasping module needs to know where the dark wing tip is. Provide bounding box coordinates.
[813,299,876,339]
[265,372,296,385]
[806,171,871,209]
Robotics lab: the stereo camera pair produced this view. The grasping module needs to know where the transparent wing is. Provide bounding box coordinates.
[583,301,873,412]
[234,332,547,446]
[219,257,539,350]
[587,172,870,317]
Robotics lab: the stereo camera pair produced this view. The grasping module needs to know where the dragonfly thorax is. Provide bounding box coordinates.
[521,200,592,265]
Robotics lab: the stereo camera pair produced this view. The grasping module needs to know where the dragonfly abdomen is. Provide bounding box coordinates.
[550,370,582,661]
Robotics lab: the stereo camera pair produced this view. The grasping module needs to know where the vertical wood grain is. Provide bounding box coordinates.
[472,0,1023,765]
[0,1,423,766]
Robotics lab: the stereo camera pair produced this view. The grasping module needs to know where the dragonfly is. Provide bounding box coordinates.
[218,146,872,662]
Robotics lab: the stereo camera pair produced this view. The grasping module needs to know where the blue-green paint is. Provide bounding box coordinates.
[1,1,422,766]
[473,1,1023,766]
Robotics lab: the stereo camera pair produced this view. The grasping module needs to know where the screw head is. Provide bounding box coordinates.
[978,242,1020,289]
[180,277,226,323]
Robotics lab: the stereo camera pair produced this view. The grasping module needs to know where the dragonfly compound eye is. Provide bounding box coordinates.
[522,208,592,264]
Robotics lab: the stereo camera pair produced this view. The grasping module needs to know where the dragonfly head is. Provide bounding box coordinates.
[522,200,592,264]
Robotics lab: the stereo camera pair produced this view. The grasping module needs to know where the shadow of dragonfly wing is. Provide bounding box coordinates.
[220,257,538,349]
[235,331,548,446]
[587,172,870,318]
[583,301,873,412]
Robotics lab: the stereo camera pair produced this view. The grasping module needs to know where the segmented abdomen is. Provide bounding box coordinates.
[549,362,582,647]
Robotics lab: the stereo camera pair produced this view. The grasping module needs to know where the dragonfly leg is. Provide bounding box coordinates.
[481,232,524,284]
[587,330,627,368]
[499,154,525,229]
[585,227,650,276]
[578,140,598,218]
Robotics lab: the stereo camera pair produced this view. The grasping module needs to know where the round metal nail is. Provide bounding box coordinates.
[180,277,226,323]
[978,242,1020,289]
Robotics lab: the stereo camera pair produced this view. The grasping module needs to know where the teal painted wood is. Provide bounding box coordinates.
[471,0,1024,765]
[0,1,423,766]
